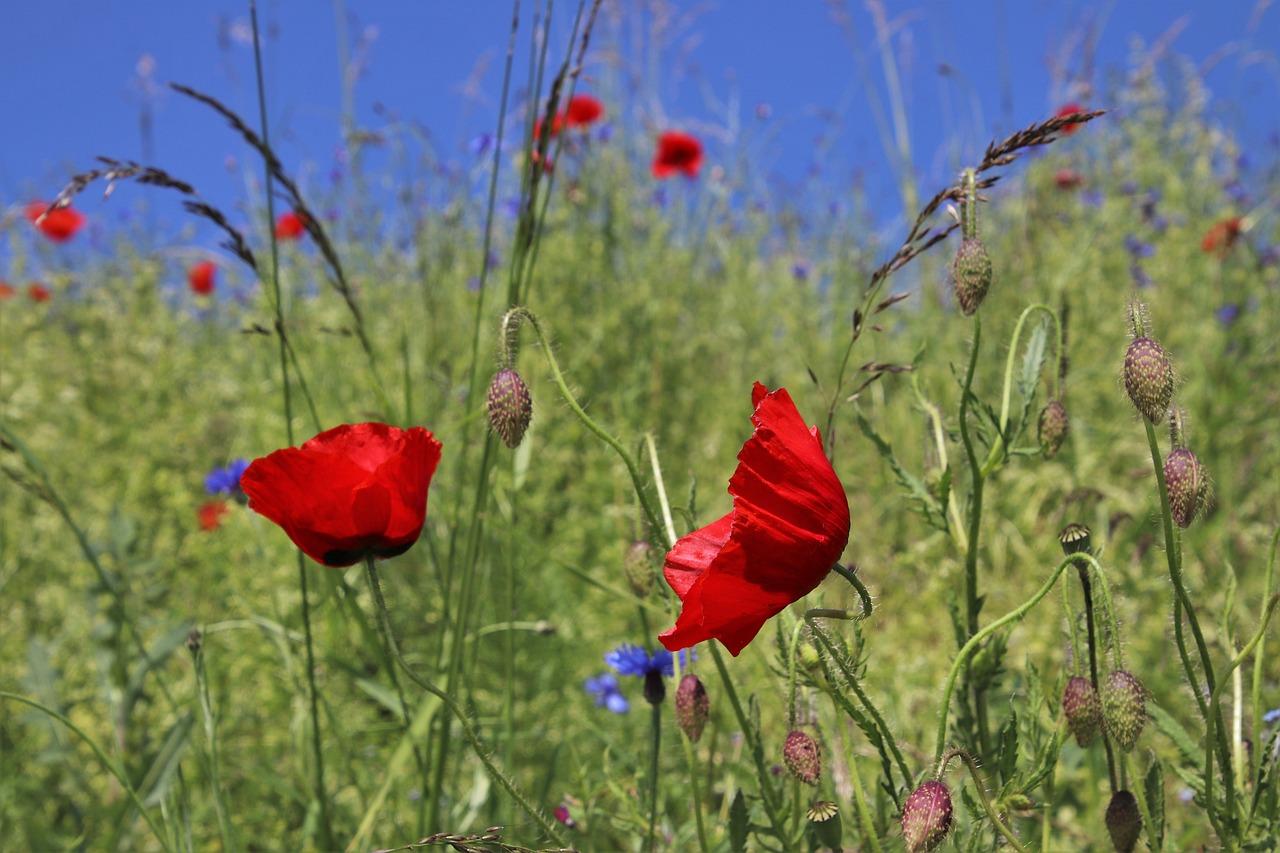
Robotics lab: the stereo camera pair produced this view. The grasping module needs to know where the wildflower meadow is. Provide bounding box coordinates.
[2,2,1278,851]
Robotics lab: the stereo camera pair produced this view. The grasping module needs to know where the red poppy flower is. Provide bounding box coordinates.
[659,383,851,655]
[241,422,442,567]
[275,211,306,241]
[27,283,51,303]
[652,131,704,180]
[1055,102,1086,136]
[198,500,230,531]
[1054,168,1083,190]
[1201,216,1244,256]
[188,260,217,295]
[0,282,14,300]
[564,94,604,128]
[26,201,85,243]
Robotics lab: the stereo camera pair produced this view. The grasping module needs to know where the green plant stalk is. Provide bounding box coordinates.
[1250,529,1280,785]
[1,692,170,850]
[193,645,238,852]
[1143,421,1234,813]
[957,315,991,758]
[1078,567,1118,793]
[1062,577,1082,674]
[1206,593,1280,842]
[248,2,331,842]
[846,748,884,853]
[933,553,1094,769]
[943,748,1028,853]
[670,650,711,853]
[363,559,567,846]
[647,701,662,852]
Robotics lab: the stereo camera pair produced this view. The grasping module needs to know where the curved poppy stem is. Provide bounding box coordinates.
[933,553,1091,771]
[980,303,1062,476]
[939,748,1028,853]
[831,563,873,618]
[362,559,567,847]
[500,307,665,540]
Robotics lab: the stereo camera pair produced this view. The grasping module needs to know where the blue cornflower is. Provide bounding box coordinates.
[1216,303,1241,326]
[1124,235,1154,258]
[469,132,494,158]
[1129,263,1152,289]
[204,459,249,496]
[606,643,692,705]
[1263,707,1280,725]
[792,260,811,282]
[584,673,629,714]
[595,122,614,143]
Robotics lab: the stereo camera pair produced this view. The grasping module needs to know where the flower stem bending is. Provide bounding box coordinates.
[940,748,1028,853]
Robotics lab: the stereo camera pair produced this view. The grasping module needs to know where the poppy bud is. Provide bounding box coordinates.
[951,237,992,316]
[622,540,654,597]
[1122,337,1173,424]
[186,628,203,655]
[1038,399,1070,457]
[643,670,665,706]
[1062,675,1102,746]
[783,730,821,785]
[1164,447,1207,529]
[1102,670,1147,752]
[1058,523,1092,556]
[486,368,533,448]
[675,674,709,742]
[901,780,953,852]
[1104,790,1141,853]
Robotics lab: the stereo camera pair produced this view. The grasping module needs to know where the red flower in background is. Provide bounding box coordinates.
[0,282,14,300]
[241,422,442,567]
[1055,102,1086,136]
[564,94,604,128]
[26,201,85,243]
[1054,168,1083,190]
[27,283,51,303]
[652,131,703,179]
[188,260,217,295]
[275,211,306,241]
[1201,216,1244,256]
[198,500,230,531]
[659,383,851,655]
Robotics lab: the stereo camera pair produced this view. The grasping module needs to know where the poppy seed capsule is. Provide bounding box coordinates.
[1038,399,1070,457]
[622,540,654,597]
[1102,670,1147,752]
[1058,522,1092,556]
[486,368,533,448]
[783,730,821,785]
[674,674,709,742]
[1122,337,1174,423]
[951,237,992,316]
[1062,676,1103,746]
[1105,790,1142,853]
[901,780,953,852]
[1164,447,1208,528]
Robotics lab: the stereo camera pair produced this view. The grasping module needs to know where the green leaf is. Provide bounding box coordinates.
[1148,702,1202,771]
[139,712,195,807]
[1012,319,1049,441]
[997,709,1019,786]
[1144,757,1165,851]
[854,409,947,532]
[729,789,749,853]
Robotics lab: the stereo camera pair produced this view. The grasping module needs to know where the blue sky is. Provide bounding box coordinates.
[2,1,1276,244]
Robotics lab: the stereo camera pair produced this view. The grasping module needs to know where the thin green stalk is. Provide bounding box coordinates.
[980,303,1062,476]
[1250,529,1280,784]
[248,2,331,842]
[958,314,991,758]
[846,750,884,853]
[670,650,711,853]
[647,701,662,852]
[1078,567,1118,793]
[192,642,237,852]
[933,553,1092,769]
[941,748,1028,852]
[1,692,170,850]
[832,563,873,618]
[363,560,566,846]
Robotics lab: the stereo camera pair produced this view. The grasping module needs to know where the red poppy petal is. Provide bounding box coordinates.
[662,513,733,598]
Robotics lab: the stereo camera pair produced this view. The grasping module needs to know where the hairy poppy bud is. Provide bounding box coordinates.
[486,368,533,448]
[951,237,992,316]
[1122,337,1173,423]
[1062,675,1102,746]
[675,674,709,742]
[902,780,953,852]
[1164,447,1207,529]
[1058,523,1092,556]
[622,540,654,597]
[1105,790,1141,853]
[783,730,821,785]
[186,628,203,655]
[1102,670,1147,752]
[1038,399,1070,457]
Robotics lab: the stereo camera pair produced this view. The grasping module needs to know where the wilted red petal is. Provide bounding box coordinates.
[652,131,703,180]
[660,383,850,655]
[241,423,442,567]
[188,260,217,295]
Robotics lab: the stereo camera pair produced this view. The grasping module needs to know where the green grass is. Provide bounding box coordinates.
[1,61,1278,852]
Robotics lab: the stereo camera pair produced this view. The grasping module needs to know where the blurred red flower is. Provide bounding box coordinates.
[188,260,217,295]
[275,211,306,241]
[564,94,604,128]
[1054,168,1083,190]
[26,201,85,243]
[198,500,229,531]
[1055,102,1086,136]
[652,131,703,180]
[27,283,51,303]
[0,282,14,300]
[1201,216,1244,256]
[241,422,442,567]
[659,383,850,655]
